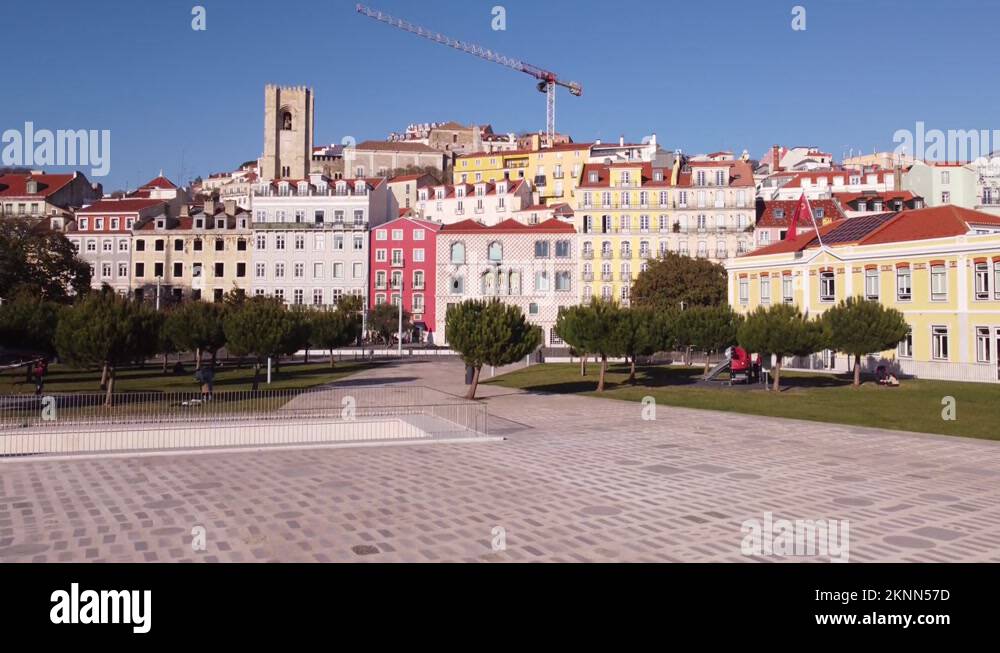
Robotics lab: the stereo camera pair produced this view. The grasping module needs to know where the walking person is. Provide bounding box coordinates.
[33,358,48,396]
[200,363,216,401]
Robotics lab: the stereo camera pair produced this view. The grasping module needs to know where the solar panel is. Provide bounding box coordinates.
[822,212,896,245]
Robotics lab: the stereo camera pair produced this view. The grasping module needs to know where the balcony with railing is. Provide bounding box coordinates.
[600,250,613,259]
[582,250,594,259]
[582,272,594,282]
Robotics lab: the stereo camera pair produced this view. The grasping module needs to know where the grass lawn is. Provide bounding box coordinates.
[486,363,1000,441]
[0,359,371,395]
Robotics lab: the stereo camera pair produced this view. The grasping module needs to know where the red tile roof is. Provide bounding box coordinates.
[756,199,847,228]
[746,205,1000,256]
[0,173,76,198]
[578,160,754,189]
[140,175,177,190]
[440,217,576,234]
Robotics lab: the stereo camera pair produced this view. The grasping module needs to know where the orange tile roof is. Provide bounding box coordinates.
[747,205,1000,256]
[0,173,77,198]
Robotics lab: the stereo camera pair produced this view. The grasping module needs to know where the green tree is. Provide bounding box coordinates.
[368,302,411,347]
[0,290,62,356]
[568,299,626,392]
[823,297,910,387]
[222,296,298,390]
[555,305,591,376]
[630,251,727,310]
[612,307,663,384]
[284,306,314,365]
[164,301,227,369]
[0,218,91,300]
[54,292,159,405]
[445,299,541,399]
[676,305,742,374]
[310,309,362,367]
[737,303,824,391]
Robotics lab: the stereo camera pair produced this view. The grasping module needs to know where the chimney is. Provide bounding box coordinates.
[204,198,216,215]
[224,199,237,216]
[771,145,782,172]
[894,165,903,191]
[180,203,190,218]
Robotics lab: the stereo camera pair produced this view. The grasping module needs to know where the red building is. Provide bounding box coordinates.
[369,214,442,343]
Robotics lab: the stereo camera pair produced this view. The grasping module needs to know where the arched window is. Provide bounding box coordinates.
[281,111,292,130]
[487,241,503,262]
[450,242,465,264]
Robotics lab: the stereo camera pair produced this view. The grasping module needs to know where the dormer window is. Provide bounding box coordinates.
[156,219,165,229]
[195,218,204,229]
[589,171,599,183]
[216,219,225,229]
[773,209,785,219]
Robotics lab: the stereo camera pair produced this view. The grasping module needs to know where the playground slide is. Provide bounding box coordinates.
[703,359,731,381]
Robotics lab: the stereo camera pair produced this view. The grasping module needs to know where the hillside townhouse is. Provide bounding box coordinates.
[369,216,442,343]
[903,161,978,208]
[416,179,532,225]
[759,167,901,201]
[127,174,189,217]
[68,198,167,294]
[0,171,100,229]
[343,140,450,179]
[726,205,1000,383]
[435,219,579,346]
[752,198,847,250]
[756,145,834,176]
[833,190,924,218]
[973,155,1000,216]
[576,157,756,304]
[386,173,437,213]
[131,200,252,303]
[249,175,395,305]
[453,142,593,207]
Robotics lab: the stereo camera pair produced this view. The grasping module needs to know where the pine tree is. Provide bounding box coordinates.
[54,292,159,405]
[823,296,909,387]
[737,303,824,391]
[445,299,541,399]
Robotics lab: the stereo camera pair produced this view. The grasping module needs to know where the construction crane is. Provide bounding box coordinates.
[356,3,582,146]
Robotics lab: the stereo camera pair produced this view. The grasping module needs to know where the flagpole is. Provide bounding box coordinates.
[806,197,825,250]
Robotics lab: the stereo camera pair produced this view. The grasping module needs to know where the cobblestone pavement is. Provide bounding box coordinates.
[2,358,999,562]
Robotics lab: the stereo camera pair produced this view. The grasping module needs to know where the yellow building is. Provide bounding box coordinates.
[453,142,592,207]
[132,200,253,303]
[577,158,756,304]
[726,205,1000,383]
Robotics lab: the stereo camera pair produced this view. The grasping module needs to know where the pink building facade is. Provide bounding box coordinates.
[369,216,441,343]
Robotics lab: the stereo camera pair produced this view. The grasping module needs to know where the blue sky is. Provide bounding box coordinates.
[3,0,998,190]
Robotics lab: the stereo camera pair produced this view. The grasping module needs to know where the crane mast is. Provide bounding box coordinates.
[356,3,581,145]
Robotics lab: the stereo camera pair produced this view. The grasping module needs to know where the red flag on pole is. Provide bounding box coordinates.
[785,193,811,241]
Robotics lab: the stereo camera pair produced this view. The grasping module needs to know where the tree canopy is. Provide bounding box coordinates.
[676,305,742,373]
[0,218,91,301]
[823,297,910,387]
[310,308,362,367]
[630,251,727,310]
[737,303,824,391]
[54,291,159,404]
[164,301,227,367]
[368,302,411,346]
[445,299,541,399]
[0,290,62,356]
[222,296,299,389]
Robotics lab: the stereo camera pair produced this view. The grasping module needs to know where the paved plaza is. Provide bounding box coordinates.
[2,358,1000,562]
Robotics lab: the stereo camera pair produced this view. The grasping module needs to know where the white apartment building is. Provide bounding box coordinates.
[249,175,395,305]
[416,179,532,226]
[759,168,900,201]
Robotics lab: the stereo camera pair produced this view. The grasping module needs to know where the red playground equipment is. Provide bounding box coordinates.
[703,346,754,385]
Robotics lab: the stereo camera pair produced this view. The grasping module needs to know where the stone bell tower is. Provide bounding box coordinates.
[261,85,314,181]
